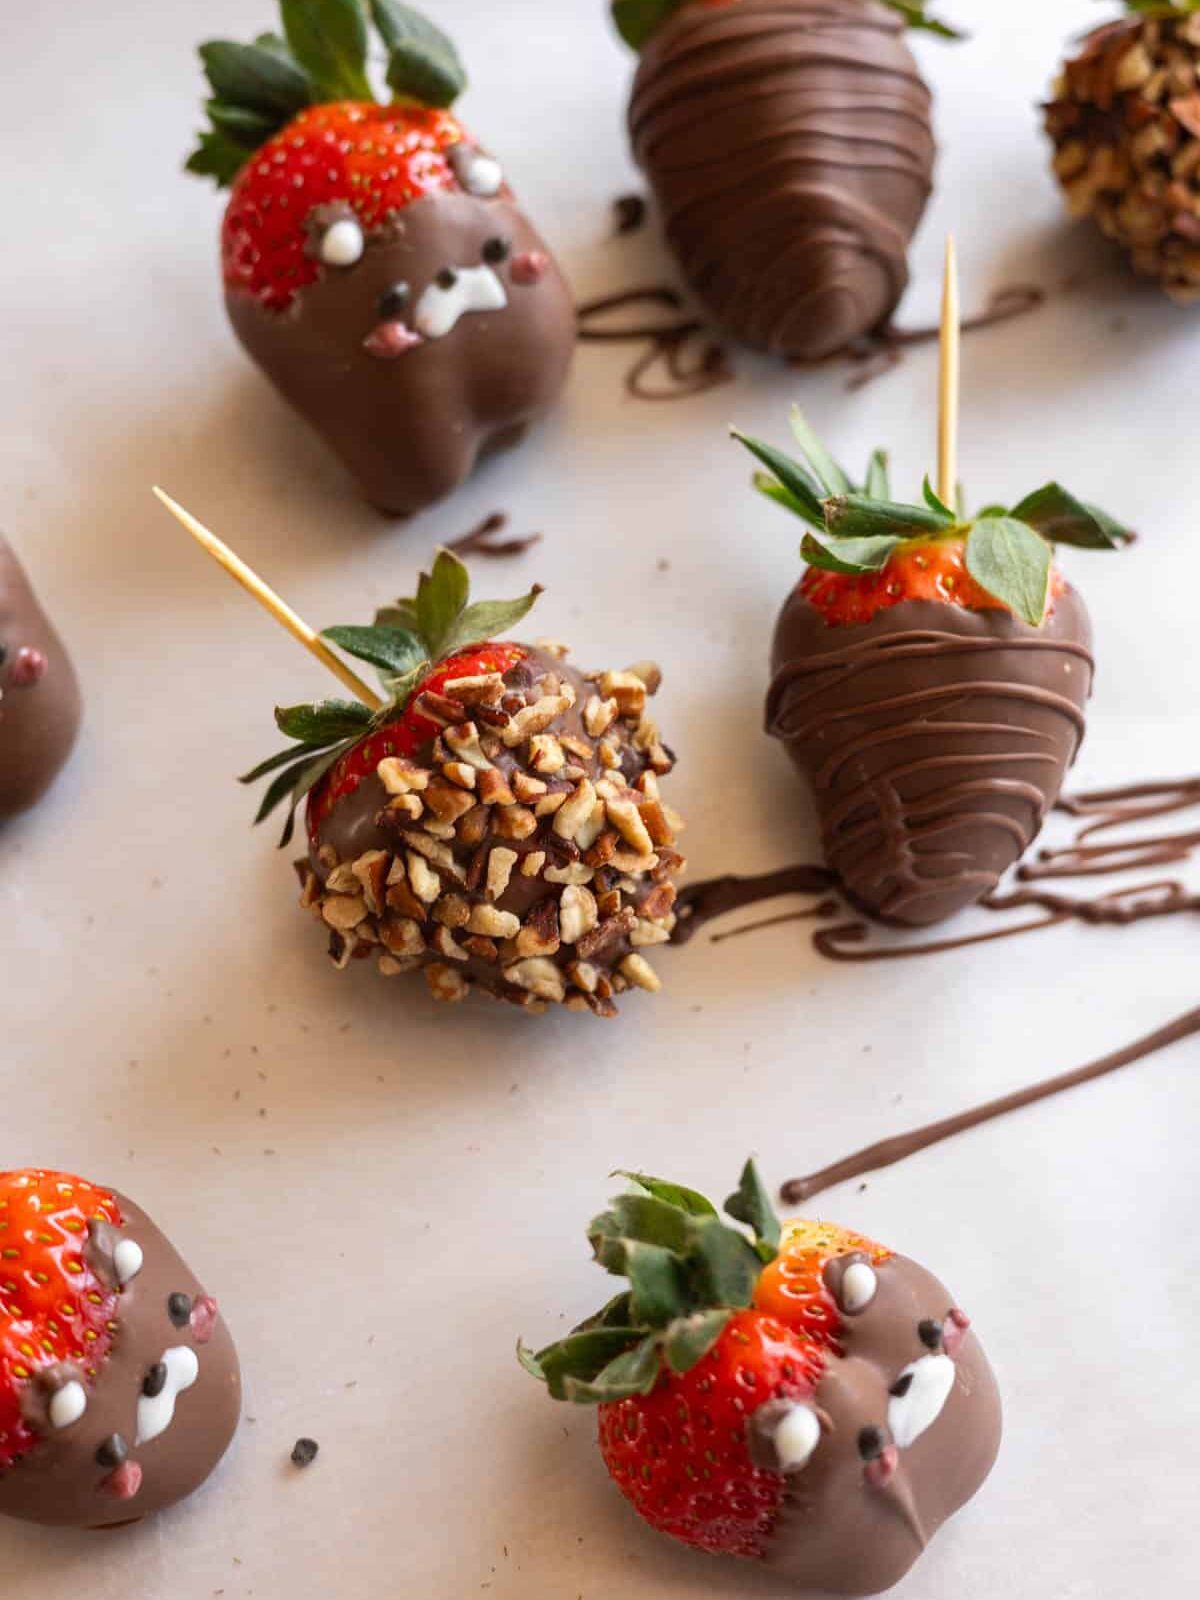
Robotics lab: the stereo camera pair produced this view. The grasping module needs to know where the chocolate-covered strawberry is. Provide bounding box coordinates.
[1045,5,1200,301]
[247,550,683,1013]
[0,536,80,821]
[616,0,958,361]
[187,0,574,514]
[734,411,1130,926]
[521,1161,1000,1596]
[0,1169,239,1528]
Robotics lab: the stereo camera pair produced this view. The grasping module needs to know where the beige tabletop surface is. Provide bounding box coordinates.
[2,1,1198,1596]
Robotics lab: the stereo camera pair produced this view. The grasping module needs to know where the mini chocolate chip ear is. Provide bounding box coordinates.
[857,1425,886,1461]
[95,1433,128,1469]
[142,1362,168,1399]
[167,1292,193,1328]
[889,1373,914,1399]
[436,267,458,290]
[482,235,511,265]
[918,1319,944,1351]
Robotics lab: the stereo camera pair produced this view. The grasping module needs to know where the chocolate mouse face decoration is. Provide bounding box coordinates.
[734,409,1131,926]
[522,1162,1001,1596]
[613,0,960,362]
[0,537,81,821]
[0,1170,240,1528]
[187,1,575,515]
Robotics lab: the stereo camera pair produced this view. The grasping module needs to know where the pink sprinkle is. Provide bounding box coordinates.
[510,251,548,287]
[363,321,423,359]
[190,1295,219,1345]
[943,1308,970,1358]
[864,1444,899,1488]
[102,1460,143,1500]
[9,647,47,688]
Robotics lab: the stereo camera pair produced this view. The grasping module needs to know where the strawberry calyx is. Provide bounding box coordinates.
[611,0,964,53]
[518,1160,785,1404]
[188,0,468,189]
[241,547,541,847]
[734,405,1132,627]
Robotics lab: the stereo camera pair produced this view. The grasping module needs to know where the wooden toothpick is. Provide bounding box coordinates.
[152,487,384,711]
[937,235,960,509]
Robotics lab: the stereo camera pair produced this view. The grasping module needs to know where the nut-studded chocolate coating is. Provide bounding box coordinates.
[300,649,683,1014]
[1046,10,1200,301]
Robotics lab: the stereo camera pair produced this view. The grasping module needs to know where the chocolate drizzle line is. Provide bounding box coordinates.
[445,511,541,559]
[576,287,732,402]
[674,774,1200,957]
[841,284,1046,392]
[780,1004,1200,1203]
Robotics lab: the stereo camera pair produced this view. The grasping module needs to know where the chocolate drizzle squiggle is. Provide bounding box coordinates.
[445,511,541,559]
[627,0,935,361]
[576,287,732,400]
[780,1004,1200,1202]
[768,595,1095,926]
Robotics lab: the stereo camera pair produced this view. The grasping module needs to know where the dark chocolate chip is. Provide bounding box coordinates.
[889,1373,914,1399]
[142,1362,168,1399]
[857,1425,886,1461]
[614,193,646,235]
[167,1292,193,1327]
[918,1319,944,1350]
[291,1436,320,1468]
[481,235,511,265]
[95,1433,128,1469]
[436,267,458,290]
[377,282,410,320]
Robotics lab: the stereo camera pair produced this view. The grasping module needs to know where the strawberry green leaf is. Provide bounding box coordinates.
[922,475,957,521]
[198,40,313,118]
[882,0,965,38]
[415,548,470,659]
[321,625,426,676]
[1008,483,1131,550]
[442,587,543,657]
[865,449,891,500]
[752,473,821,524]
[185,130,253,187]
[663,1309,732,1373]
[611,1242,689,1327]
[723,1159,781,1262]
[370,0,467,107]
[275,699,375,743]
[205,100,282,148]
[801,532,902,574]
[789,406,852,497]
[824,494,955,539]
[572,1291,635,1333]
[688,1216,762,1309]
[616,1173,719,1219]
[239,745,319,785]
[965,516,1053,626]
[534,1328,646,1400]
[516,1338,545,1381]
[374,599,421,633]
[563,1335,663,1403]
[252,753,321,826]
[611,0,688,50]
[281,0,373,101]
[590,1194,693,1258]
[732,430,824,527]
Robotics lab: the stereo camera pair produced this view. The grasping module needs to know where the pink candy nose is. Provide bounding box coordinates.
[102,1460,144,1501]
[363,321,423,359]
[510,250,548,286]
[189,1295,219,1345]
[943,1308,970,1358]
[9,646,47,687]
[864,1444,899,1488]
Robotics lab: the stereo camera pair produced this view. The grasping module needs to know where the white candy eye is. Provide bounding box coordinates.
[113,1238,143,1285]
[887,1354,956,1449]
[448,143,503,198]
[840,1261,878,1314]
[48,1380,87,1430]
[773,1404,822,1472]
[320,217,365,268]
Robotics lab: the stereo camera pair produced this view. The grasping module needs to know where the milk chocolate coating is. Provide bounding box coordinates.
[0,537,81,820]
[757,1252,1001,1595]
[627,0,936,361]
[768,591,1094,926]
[0,1193,240,1528]
[226,190,575,515]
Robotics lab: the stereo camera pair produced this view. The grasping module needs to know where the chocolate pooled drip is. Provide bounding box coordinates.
[768,592,1094,926]
[627,0,936,360]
